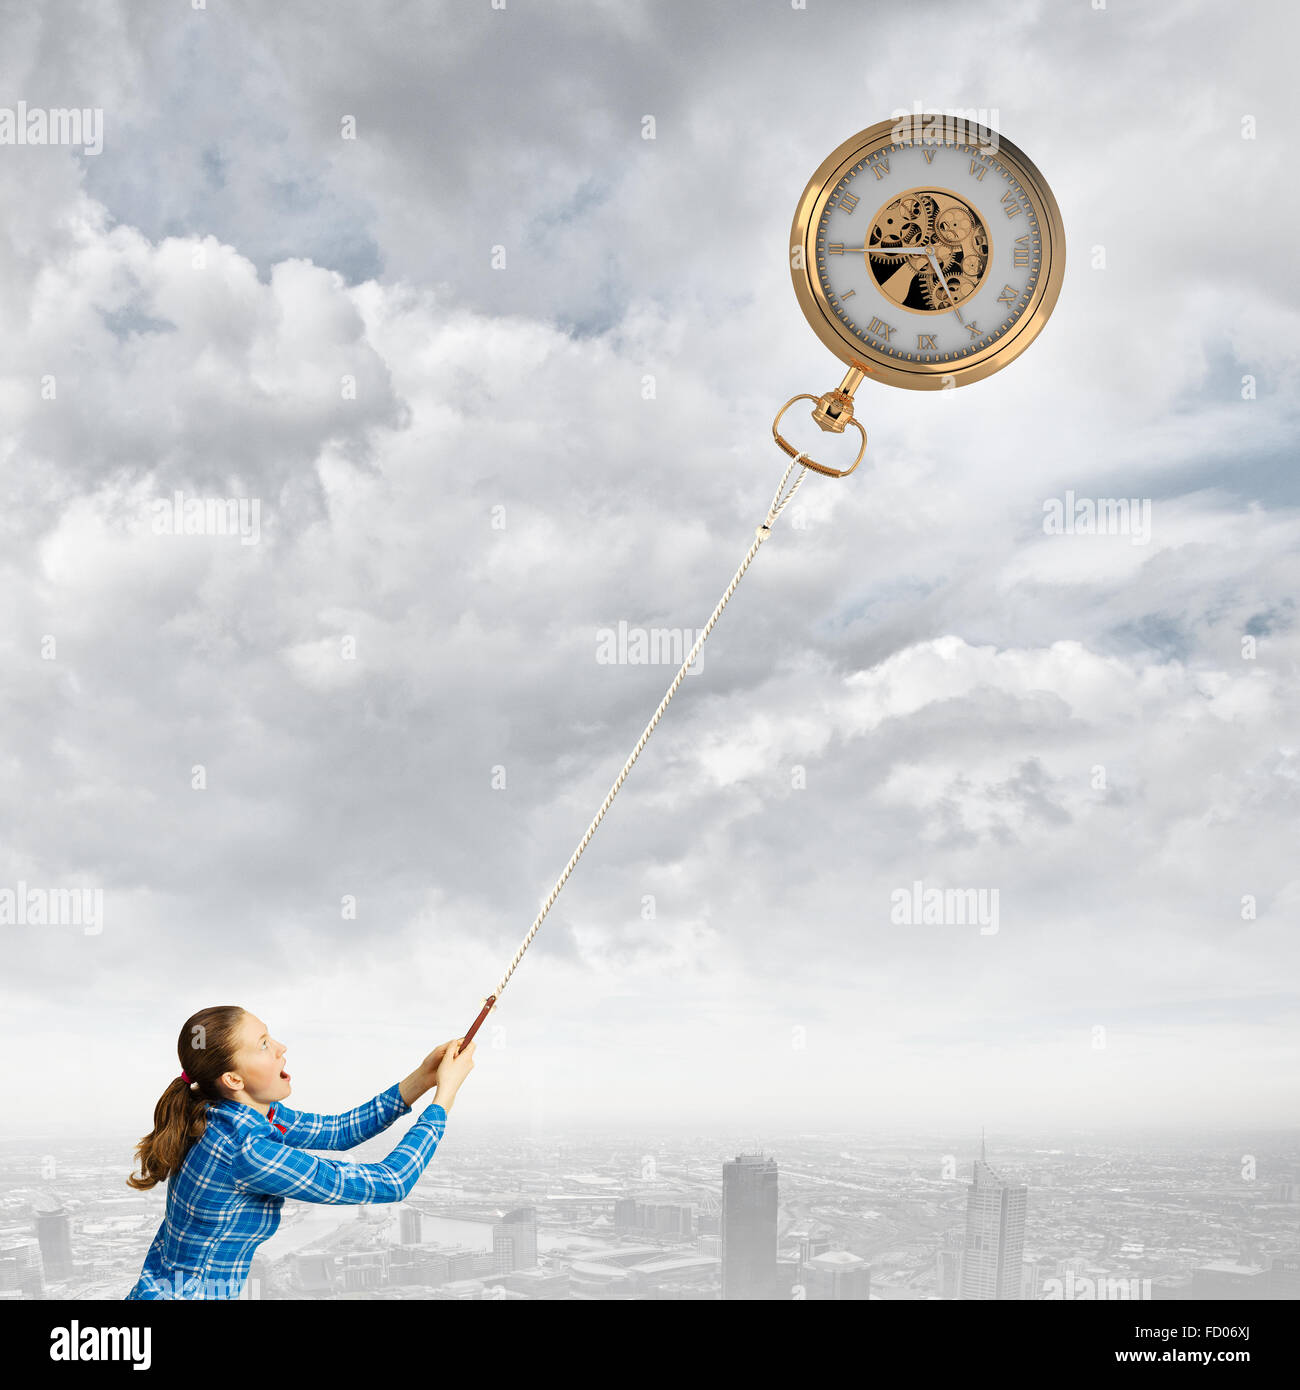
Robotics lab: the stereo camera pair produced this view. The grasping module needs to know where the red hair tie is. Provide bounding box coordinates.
[181,1069,192,1083]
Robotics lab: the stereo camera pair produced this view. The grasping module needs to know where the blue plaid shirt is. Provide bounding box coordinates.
[125,1083,446,1300]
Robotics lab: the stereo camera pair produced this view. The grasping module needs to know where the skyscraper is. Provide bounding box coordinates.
[399,1206,423,1246]
[35,1208,73,1282]
[721,1154,778,1300]
[493,1208,538,1272]
[959,1139,1027,1300]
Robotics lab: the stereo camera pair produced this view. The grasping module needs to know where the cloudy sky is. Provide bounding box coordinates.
[0,0,1296,1141]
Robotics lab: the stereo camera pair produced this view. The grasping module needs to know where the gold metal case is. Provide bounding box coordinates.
[789,117,1066,390]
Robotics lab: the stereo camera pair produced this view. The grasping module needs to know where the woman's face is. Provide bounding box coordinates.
[226,1011,292,1103]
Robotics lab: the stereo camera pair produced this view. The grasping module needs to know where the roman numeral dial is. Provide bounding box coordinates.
[796,117,1061,387]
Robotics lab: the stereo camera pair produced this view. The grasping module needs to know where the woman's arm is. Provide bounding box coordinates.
[272,1082,411,1151]
[273,1040,457,1150]
[231,1101,447,1204]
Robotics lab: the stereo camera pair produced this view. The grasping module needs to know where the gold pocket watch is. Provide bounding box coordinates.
[776,114,1066,476]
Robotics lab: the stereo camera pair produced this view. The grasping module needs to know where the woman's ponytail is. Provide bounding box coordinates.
[127,1005,246,1191]
[127,1076,210,1190]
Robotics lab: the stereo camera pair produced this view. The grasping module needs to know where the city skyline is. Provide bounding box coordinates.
[2,1124,1297,1301]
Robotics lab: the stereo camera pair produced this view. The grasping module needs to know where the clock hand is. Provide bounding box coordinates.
[924,248,959,310]
[858,243,958,311]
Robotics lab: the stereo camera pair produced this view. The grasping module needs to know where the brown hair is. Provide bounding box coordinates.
[127,1005,247,1191]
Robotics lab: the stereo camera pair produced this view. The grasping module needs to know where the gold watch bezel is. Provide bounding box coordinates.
[789,117,1066,390]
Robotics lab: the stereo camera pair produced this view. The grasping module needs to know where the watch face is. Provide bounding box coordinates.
[790,116,1065,389]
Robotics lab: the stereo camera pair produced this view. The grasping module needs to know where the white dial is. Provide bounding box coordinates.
[814,142,1045,368]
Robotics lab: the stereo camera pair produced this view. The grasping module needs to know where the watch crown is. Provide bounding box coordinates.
[811,389,855,434]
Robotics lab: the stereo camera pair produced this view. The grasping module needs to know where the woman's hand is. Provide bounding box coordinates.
[399,1039,460,1107]
[421,1040,455,1087]
[433,1038,476,1110]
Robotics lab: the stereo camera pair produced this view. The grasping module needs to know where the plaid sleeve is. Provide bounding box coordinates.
[230,1103,446,1204]
[272,1082,411,1150]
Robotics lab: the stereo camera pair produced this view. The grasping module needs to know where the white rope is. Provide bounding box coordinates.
[492,454,811,1000]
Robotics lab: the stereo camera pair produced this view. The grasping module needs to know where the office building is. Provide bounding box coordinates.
[936,1232,963,1299]
[493,1208,538,1272]
[803,1250,871,1300]
[35,1208,73,1282]
[0,1239,45,1299]
[721,1153,778,1300]
[614,1197,695,1239]
[959,1141,1027,1300]
[399,1206,423,1246]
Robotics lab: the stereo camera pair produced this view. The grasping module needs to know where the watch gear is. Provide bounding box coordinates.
[934,207,973,245]
[866,192,937,264]
[866,188,990,312]
[927,259,983,309]
[922,268,957,310]
[932,245,963,277]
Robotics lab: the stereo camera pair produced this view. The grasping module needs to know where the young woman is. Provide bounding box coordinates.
[125,1004,475,1300]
